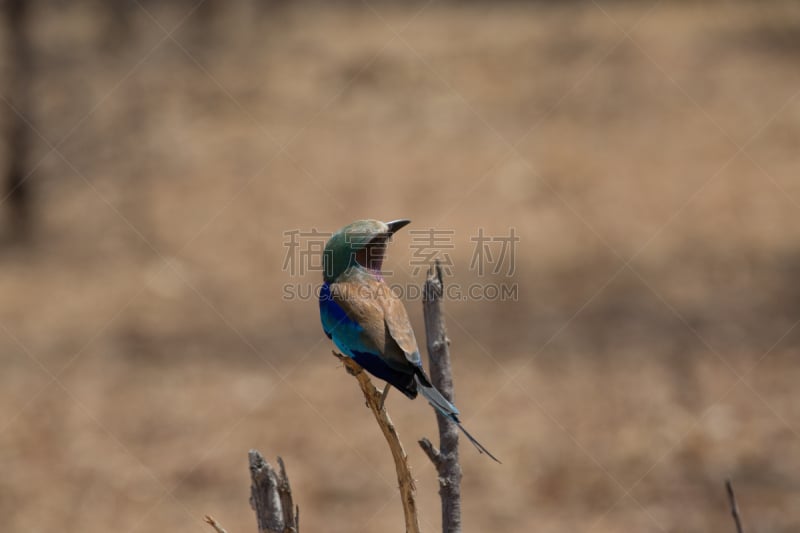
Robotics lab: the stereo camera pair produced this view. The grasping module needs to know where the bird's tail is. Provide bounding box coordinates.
[414,375,501,463]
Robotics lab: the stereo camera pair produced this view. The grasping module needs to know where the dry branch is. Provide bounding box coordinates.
[725,479,744,533]
[249,450,299,533]
[334,352,421,533]
[419,261,463,533]
[204,514,229,533]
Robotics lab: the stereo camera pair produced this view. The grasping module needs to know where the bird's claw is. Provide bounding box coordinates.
[378,384,391,410]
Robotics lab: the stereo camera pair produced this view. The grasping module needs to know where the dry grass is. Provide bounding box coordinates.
[1,1,800,532]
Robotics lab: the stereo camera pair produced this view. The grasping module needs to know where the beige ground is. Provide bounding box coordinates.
[1,1,800,532]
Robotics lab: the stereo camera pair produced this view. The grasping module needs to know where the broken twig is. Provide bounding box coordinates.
[249,450,299,533]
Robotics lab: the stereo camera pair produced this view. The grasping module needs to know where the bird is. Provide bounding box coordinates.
[319,218,499,462]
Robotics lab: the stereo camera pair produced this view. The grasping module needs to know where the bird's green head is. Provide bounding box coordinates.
[323,219,410,282]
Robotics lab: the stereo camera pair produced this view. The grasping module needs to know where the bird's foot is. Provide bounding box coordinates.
[378,384,391,410]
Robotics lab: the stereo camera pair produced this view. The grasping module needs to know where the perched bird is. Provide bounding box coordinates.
[319,218,498,462]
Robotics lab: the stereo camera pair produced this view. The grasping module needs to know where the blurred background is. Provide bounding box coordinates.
[1,1,800,531]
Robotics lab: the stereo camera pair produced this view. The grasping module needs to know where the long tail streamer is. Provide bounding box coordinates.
[415,376,501,463]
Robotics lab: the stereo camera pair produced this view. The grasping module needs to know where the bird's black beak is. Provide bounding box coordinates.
[385,219,411,235]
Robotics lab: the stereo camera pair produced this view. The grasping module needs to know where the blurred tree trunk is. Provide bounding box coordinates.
[3,0,32,243]
[101,0,133,50]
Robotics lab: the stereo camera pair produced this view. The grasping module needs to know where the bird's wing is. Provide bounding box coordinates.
[328,280,384,351]
[377,284,422,367]
[330,275,420,370]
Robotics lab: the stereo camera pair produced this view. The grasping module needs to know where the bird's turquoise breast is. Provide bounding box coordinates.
[319,282,370,356]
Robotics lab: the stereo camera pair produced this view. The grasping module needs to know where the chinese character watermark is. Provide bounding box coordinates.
[469,227,518,276]
[408,228,455,276]
[282,226,519,301]
[282,229,331,276]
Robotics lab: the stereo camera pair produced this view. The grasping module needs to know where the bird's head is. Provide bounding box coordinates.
[323,219,411,282]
